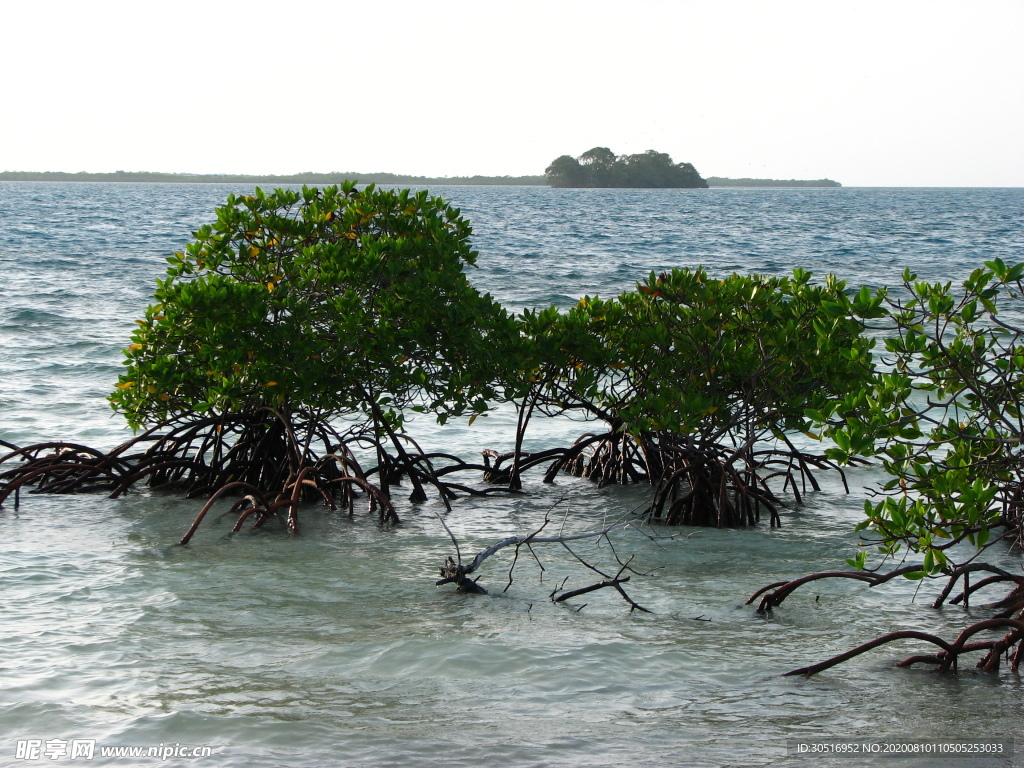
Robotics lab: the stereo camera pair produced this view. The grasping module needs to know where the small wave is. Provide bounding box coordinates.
[0,308,65,327]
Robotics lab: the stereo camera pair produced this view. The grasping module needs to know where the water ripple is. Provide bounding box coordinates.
[1,184,1022,766]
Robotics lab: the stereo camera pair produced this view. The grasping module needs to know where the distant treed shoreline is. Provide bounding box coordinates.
[0,170,841,187]
[0,171,548,185]
[705,177,841,187]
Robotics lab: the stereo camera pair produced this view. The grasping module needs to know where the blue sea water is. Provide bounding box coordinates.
[1,183,1023,767]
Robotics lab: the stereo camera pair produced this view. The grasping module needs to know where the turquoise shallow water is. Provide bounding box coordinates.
[1,184,1023,767]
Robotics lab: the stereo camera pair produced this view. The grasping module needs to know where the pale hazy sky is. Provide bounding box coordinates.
[3,0,1022,186]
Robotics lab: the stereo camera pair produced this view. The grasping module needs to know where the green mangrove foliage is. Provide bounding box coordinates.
[601,268,880,438]
[545,147,707,188]
[500,268,881,527]
[112,183,513,430]
[818,260,1024,576]
[103,184,519,532]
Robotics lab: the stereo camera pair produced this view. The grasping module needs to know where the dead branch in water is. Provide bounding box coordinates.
[435,499,653,610]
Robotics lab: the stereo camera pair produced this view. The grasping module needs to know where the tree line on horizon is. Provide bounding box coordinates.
[0,170,548,186]
[706,176,841,187]
[0,168,842,188]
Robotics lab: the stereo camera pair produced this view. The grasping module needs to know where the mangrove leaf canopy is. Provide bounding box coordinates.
[110,183,516,433]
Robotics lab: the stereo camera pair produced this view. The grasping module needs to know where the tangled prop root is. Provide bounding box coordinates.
[537,432,648,486]
[749,565,1024,677]
[0,413,408,539]
[179,462,398,544]
[749,563,1024,614]
[646,433,856,528]
[481,427,852,528]
[481,447,567,485]
[529,430,846,528]
[647,447,780,528]
[0,409,523,541]
[784,619,1024,677]
[1001,481,1024,548]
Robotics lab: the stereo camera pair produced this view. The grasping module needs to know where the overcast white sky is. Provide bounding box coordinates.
[2,0,1021,186]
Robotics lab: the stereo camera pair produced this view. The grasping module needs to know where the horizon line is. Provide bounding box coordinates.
[2,170,1020,188]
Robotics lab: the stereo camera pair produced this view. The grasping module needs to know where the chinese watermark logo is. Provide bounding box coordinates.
[15,740,213,761]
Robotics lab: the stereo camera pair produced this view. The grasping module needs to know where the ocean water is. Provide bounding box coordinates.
[1,183,1023,767]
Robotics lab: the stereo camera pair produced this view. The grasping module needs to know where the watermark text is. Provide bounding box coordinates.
[15,740,214,761]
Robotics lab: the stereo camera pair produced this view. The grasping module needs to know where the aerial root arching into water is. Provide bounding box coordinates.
[783,619,1024,677]
[749,564,1024,676]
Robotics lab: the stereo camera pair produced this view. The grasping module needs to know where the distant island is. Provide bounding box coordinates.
[706,177,841,187]
[545,147,707,188]
[0,170,547,186]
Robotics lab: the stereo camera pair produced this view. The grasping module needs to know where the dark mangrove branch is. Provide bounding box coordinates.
[435,506,652,610]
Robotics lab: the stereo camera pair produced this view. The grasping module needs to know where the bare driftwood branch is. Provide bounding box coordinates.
[435,500,652,609]
[436,519,639,587]
[551,569,652,613]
